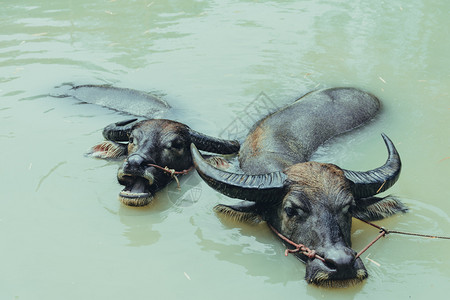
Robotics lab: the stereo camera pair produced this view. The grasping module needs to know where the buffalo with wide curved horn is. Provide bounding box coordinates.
[191,87,407,287]
[192,133,400,202]
[89,118,239,206]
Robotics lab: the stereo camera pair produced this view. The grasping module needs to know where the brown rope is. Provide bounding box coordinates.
[268,224,325,262]
[354,217,450,259]
[269,219,450,262]
[147,164,194,188]
[355,229,388,259]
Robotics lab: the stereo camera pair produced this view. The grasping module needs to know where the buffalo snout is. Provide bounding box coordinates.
[305,246,368,287]
[117,153,159,207]
[123,153,152,175]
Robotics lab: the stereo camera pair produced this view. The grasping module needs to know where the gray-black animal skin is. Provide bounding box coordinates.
[90,118,239,206]
[54,83,239,206]
[191,87,407,287]
[239,88,380,173]
[54,84,170,118]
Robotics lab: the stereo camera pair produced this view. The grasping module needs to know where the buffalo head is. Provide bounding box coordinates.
[90,118,239,206]
[190,134,407,287]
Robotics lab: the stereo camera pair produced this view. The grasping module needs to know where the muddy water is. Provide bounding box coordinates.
[0,1,449,299]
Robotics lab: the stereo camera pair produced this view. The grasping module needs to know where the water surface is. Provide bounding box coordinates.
[1,1,449,299]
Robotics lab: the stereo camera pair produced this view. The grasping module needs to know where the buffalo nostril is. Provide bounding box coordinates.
[124,154,148,174]
[324,258,338,270]
[127,154,145,167]
[323,249,355,271]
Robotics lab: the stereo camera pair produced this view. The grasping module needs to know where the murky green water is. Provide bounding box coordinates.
[1,0,449,299]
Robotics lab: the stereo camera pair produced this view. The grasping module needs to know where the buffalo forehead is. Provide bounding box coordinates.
[285,162,351,205]
[134,120,187,139]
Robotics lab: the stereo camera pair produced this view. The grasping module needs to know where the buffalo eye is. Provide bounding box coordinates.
[284,207,297,217]
[170,140,184,150]
[129,135,134,144]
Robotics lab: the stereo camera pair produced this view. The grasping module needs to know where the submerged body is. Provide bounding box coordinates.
[61,84,239,206]
[192,87,406,287]
[239,88,380,173]
[54,84,170,118]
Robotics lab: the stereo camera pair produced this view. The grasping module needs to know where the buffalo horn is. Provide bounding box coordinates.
[343,133,401,199]
[102,118,138,141]
[191,144,286,202]
[189,129,240,154]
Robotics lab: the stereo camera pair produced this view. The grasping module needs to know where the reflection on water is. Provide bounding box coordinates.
[164,173,203,208]
[192,215,296,284]
[0,0,449,299]
[117,205,164,247]
[100,173,205,247]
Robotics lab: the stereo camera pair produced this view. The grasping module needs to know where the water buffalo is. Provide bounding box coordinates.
[190,87,407,287]
[90,118,239,206]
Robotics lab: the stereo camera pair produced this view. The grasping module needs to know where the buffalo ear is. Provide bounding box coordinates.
[352,196,408,221]
[214,201,262,224]
[86,141,128,159]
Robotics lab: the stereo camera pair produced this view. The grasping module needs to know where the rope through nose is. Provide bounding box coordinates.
[147,163,194,189]
[268,224,325,262]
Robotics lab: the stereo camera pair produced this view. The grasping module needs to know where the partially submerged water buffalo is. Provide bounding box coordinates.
[90,118,239,206]
[54,84,171,118]
[191,87,407,287]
